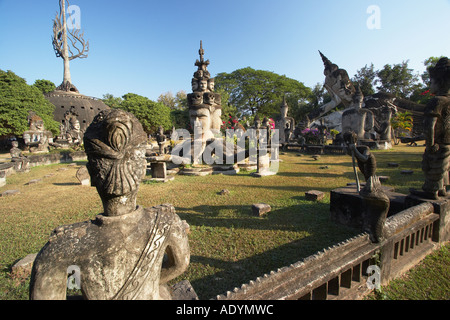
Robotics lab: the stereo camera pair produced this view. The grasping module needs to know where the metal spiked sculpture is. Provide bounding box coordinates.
[52,0,89,93]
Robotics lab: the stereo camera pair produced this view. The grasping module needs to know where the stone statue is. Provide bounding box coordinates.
[23,111,54,153]
[411,57,450,200]
[341,85,375,140]
[10,140,30,172]
[52,108,84,149]
[30,109,190,300]
[344,131,389,243]
[275,96,295,144]
[156,125,167,154]
[310,51,356,121]
[310,52,425,145]
[186,41,223,163]
[262,117,272,146]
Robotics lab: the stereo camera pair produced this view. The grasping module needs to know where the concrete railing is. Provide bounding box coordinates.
[214,198,448,300]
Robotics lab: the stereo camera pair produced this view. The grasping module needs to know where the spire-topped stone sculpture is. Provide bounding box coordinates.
[30,109,190,300]
[187,41,222,163]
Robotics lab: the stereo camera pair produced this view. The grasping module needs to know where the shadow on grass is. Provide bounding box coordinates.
[174,203,359,299]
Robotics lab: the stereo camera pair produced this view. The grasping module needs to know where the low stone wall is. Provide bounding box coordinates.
[214,196,449,300]
[26,151,87,168]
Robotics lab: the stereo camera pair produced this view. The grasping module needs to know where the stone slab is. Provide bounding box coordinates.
[0,190,20,197]
[305,190,325,201]
[25,179,41,185]
[11,253,37,278]
[252,203,271,217]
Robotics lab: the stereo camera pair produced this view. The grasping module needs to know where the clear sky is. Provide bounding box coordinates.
[0,0,449,101]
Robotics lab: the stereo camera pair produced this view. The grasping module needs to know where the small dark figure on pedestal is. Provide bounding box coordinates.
[344,131,389,243]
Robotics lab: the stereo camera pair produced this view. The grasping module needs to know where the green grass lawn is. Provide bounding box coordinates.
[0,144,446,300]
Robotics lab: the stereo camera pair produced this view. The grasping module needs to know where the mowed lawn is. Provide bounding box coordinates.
[1,145,440,300]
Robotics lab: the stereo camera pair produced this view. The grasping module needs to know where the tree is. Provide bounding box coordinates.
[391,111,413,144]
[52,0,89,92]
[352,64,377,97]
[116,93,172,135]
[376,61,421,98]
[421,56,445,86]
[0,70,60,138]
[33,79,56,94]
[157,90,188,110]
[215,67,311,117]
[102,93,123,109]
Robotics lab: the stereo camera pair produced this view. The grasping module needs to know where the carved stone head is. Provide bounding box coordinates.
[429,57,450,95]
[189,92,203,106]
[199,79,208,92]
[83,109,147,216]
[191,79,199,92]
[208,78,215,92]
[204,92,216,105]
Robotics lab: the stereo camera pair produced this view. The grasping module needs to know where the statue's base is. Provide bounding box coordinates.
[359,139,392,150]
[251,170,277,177]
[330,185,406,229]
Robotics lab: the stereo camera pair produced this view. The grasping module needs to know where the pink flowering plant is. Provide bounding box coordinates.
[301,128,322,145]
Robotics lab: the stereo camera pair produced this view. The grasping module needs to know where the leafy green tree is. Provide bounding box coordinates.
[391,111,413,144]
[170,109,189,130]
[421,56,445,86]
[116,93,172,135]
[157,90,188,110]
[33,79,56,94]
[102,93,123,109]
[215,67,311,117]
[409,56,445,104]
[352,63,377,97]
[0,70,60,138]
[376,60,421,98]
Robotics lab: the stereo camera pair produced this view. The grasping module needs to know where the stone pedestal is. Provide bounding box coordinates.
[251,154,276,177]
[181,166,213,176]
[330,186,407,229]
[147,155,175,182]
[212,165,240,175]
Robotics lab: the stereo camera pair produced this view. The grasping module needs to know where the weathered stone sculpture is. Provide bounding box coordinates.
[10,140,30,172]
[310,52,423,147]
[275,96,295,144]
[156,126,167,155]
[53,108,84,148]
[186,41,223,163]
[341,85,375,140]
[344,131,389,242]
[22,112,54,153]
[30,109,190,300]
[411,57,450,200]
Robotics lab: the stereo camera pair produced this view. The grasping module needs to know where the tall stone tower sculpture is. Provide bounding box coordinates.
[187,41,222,163]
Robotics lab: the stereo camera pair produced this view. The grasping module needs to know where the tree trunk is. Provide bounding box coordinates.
[61,0,71,85]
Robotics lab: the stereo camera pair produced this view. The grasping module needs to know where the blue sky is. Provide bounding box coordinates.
[0,0,449,101]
